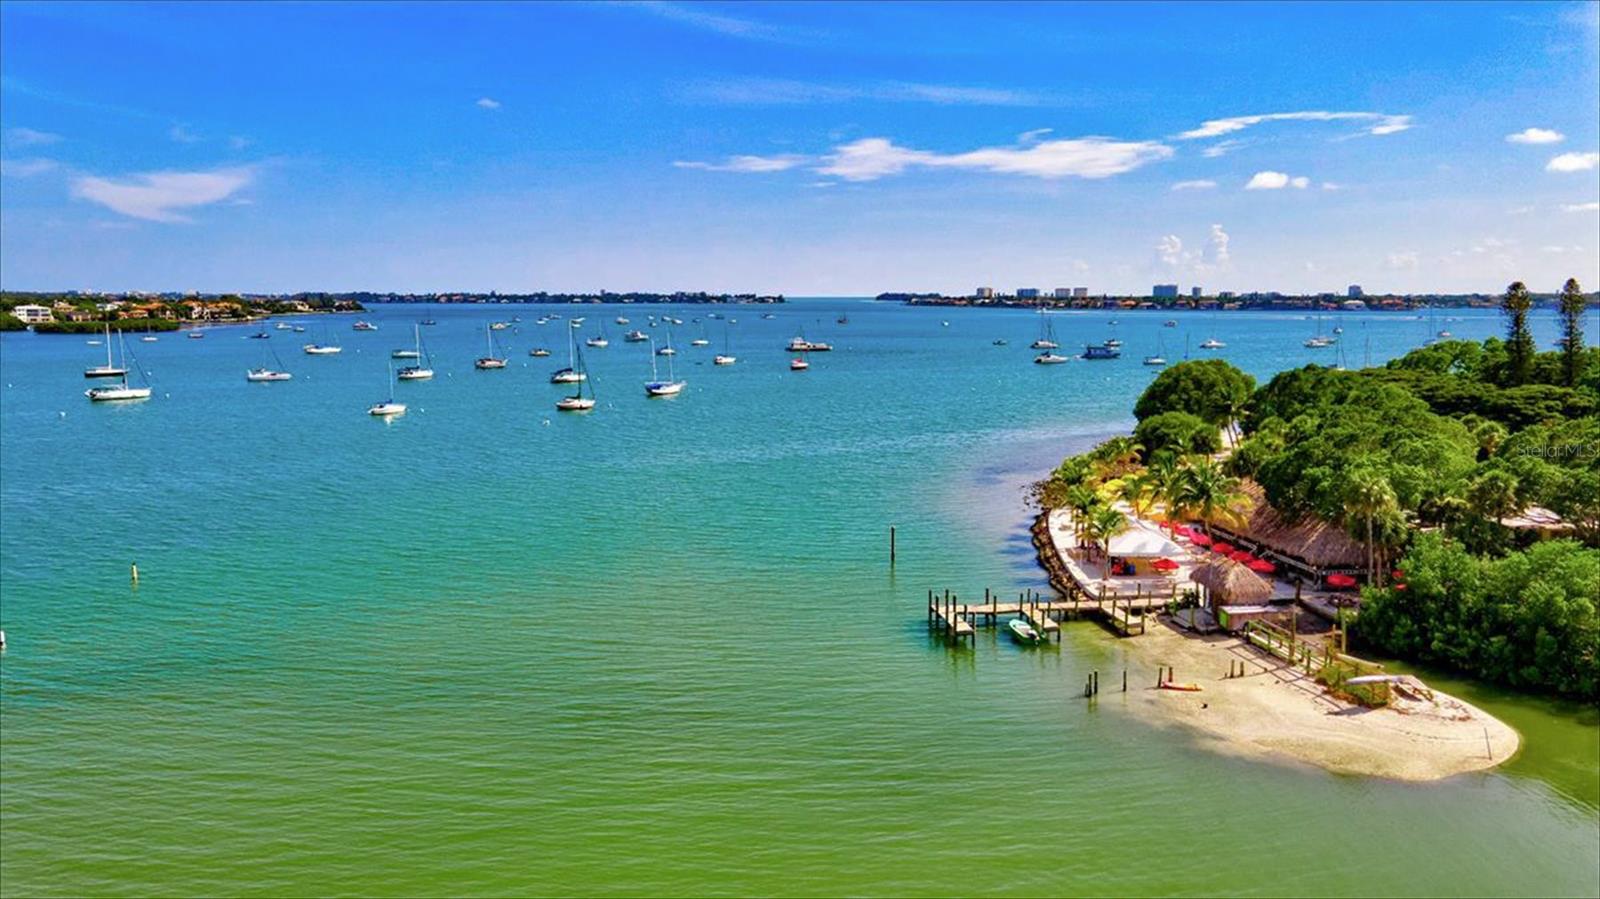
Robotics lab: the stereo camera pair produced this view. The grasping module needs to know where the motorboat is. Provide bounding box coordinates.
[1034,352,1069,364]
[1083,343,1121,359]
[714,354,737,365]
[790,357,809,371]
[530,347,552,357]
[304,343,343,355]
[786,335,832,352]
[1199,338,1226,349]
[624,330,649,342]
[352,320,378,331]
[246,368,292,382]
[1008,618,1042,645]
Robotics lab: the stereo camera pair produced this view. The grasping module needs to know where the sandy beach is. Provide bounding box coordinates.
[1115,622,1521,781]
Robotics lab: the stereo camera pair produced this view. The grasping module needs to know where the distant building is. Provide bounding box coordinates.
[1053,288,1072,299]
[1218,291,1236,300]
[10,304,52,324]
[974,286,995,299]
[1071,287,1089,298]
[1347,284,1364,298]
[1191,286,1203,298]
[1152,284,1179,298]
[1342,299,1368,310]
[1017,288,1041,299]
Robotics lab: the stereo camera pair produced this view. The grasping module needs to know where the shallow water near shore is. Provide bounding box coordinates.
[2,300,1595,896]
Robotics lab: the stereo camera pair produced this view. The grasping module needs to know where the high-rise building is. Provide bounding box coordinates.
[1071,287,1089,298]
[1152,284,1179,298]
[1053,288,1072,299]
[1191,286,1203,298]
[1347,284,1364,298]
[1017,288,1040,299]
[974,286,995,299]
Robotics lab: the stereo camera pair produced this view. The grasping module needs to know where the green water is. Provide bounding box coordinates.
[2,301,1595,896]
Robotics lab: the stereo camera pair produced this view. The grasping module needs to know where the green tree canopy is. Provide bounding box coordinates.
[1133,359,1255,427]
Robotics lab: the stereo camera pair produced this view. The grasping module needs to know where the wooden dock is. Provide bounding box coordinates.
[928,588,1160,644]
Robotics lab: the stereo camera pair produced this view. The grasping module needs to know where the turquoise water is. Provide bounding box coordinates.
[2,300,1595,897]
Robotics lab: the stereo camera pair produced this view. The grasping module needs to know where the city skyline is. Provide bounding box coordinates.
[2,1,1598,295]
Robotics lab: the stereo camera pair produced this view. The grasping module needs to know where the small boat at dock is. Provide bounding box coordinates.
[1159,681,1203,692]
[1008,618,1042,645]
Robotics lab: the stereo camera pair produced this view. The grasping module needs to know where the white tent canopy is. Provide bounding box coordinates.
[1106,526,1184,558]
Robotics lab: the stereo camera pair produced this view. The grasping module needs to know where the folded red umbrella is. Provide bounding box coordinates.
[1188,532,1211,546]
[1212,542,1235,555]
[1326,573,1358,589]
[1229,550,1255,563]
[1248,559,1276,574]
[1151,557,1180,572]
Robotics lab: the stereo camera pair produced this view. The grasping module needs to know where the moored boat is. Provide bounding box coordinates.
[1008,618,1042,645]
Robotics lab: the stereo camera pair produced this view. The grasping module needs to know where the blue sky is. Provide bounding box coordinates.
[1,1,1597,295]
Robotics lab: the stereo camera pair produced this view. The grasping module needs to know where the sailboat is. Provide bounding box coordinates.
[645,336,685,396]
[550,327,587,383]
[713,324,737,365]
[1199,310,1225,349]
[368,364,406,416]
[555,341,597,411]
[304,325,343,355]
[1303,310,1333,348]
[1030,309,1059,349]
[623,329,648,342]
[187,329,205,339]
[657,322,678,356]
[529,346,552,357]
[1143,332,1168,366]
[586,321,610,349]
[395,324,434,379]
[84,323,128,378]
[140,325,159,343]
[689,323,710,348]
[246,339,293,381]
[84,331,151,401]
[475,322,508,369]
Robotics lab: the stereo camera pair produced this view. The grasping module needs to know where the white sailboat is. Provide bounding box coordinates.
[475,322,508,369]
[1143,332,1168,366]
[85,331,151,401]
[1030,309,1059,349]
[645,336,684,396]
[1200,310,1225,349]
[586,321,610,349]
[713,324,736,365]
[140,326,159,343]
[304,326,343,355]
[84,323,128,378]
[368,363,407,416]
[396,324,434,379]
[550,326,587,383]
[246,340,293,381]
[555,340,597,411]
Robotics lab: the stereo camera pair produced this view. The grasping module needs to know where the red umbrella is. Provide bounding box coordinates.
[1151,557,1180,572]
[1229,550,1255,563]
[1248,559,1277,574]
[1212,542,1235,555]
[1326,573,1358,590]
[1391,569,1405,581]
[1189,532,1212,546]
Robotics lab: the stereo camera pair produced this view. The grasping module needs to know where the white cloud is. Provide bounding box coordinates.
[1177,111,1411,140]
[1208,224,1231,265]
[228,135,252,150]
[1541,245,1584,254]
[815,136,1173,182]
[1563,201,1600,212]
[70,166,255,222]
[1156,234,1185,267]
[629,1,826,44]
[476,97,501,110]
[1017,128,1053,144]
[1202,139,1244,158]
[0,157,59,177]
[168,124,201,143]
[673,154,807,173]
[1244,171,1310,190]
[1385,251,1419,271]
[1171,179,1217,191]
[1321,182,1342,190]
[1506,127,1565,144]
[679,78,1042,107]
[1548,152,1600,172]
[5,127,62,146]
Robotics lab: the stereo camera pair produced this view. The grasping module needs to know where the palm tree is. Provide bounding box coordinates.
[1557,277,1587,387]
[1146,453,1184,520]
[1343,467,1399,586]
[1086,505,1130,582]
[1501,280,1535,385]
[1175,456,1251,537]
[1118,472,1156,520]
[1467,469,1520,528]
[1064,485,1100,544]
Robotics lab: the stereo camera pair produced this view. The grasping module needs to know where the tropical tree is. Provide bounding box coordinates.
[1174,456,1252,536]
[1064,485,1100,544]
[1118,471,1157,519]
[1466,468,1520,527]
[1086,505,1131,582]
[1501,281,1535,385]
[1557,277,1588,387]
[1344,466,1400,586]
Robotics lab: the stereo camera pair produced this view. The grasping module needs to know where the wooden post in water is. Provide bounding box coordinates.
[1122,669,1127,692]
[890,526,896,566]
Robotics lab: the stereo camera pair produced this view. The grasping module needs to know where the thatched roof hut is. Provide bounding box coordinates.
[1190,560,1274,605]
[1206,481,1364,574]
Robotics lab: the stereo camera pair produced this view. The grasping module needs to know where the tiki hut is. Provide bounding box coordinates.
[1189,560,1274,605]
[1204,481,1365,580]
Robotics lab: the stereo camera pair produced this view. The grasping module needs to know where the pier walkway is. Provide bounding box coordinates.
[928,588,1158,644]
